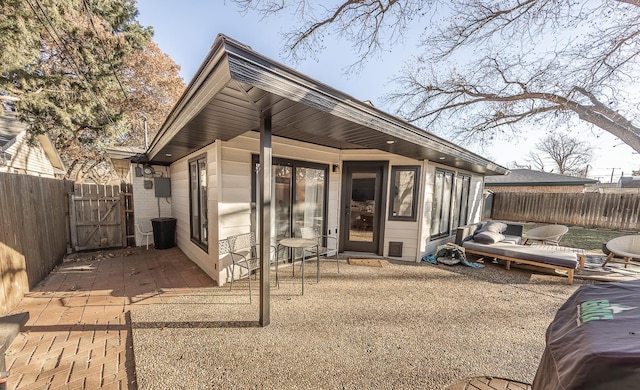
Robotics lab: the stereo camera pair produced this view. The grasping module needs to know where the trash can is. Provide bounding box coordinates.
[151,217,176,250]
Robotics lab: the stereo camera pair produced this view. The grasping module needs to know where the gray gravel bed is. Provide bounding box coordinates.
[130,260,589,390]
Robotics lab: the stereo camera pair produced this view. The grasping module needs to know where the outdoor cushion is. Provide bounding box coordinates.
[478,221,508,234]
[462,240,579,269]
[501,235,522,245]
[473,231,505,244]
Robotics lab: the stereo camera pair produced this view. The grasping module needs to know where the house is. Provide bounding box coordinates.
[111,34,508,286]
[0,109,65,178]
[485,169,597,193]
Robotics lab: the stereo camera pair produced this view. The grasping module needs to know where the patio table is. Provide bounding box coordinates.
[533,280,640,389]
[278,237,319,295]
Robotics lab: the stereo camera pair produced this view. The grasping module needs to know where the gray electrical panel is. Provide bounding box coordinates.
[154,177,171,197]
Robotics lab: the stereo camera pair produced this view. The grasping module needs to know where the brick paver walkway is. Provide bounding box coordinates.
[5,247,212,390]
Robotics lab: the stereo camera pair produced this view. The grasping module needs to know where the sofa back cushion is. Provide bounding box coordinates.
[473,231,505,244]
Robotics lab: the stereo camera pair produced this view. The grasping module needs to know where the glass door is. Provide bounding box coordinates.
[340,162,387,254]
[252,156,328,250]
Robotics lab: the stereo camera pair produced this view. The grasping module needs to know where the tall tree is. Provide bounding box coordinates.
[236,1,640,153]
[0,0,184,181]
[515,133,593,176]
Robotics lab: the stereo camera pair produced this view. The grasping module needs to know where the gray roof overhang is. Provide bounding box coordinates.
[147,35,508,176]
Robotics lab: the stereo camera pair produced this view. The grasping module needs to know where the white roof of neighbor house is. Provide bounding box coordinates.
[485,169,598,186]
[147,34,508,176]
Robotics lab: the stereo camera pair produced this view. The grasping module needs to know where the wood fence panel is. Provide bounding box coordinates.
[492,192,640,230]
[70,183,122,251]
[0,173,72,315]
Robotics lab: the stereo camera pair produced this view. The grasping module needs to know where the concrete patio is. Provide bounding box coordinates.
[6,245,636,389]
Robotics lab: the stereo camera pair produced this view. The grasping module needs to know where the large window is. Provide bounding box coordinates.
[431,170,471,239]
[252,156,328,248]
[389,166,420,221]
[189,154,208,250]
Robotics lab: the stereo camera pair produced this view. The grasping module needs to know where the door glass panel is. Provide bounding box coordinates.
[349,172,376,242]
[293,167,325,235]
[273,165,292,246]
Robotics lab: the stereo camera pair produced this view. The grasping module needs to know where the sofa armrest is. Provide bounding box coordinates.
[455,223,482,245]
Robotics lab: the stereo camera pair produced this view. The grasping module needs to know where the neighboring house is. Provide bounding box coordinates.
[618,176,640,189]
[485,169,597,193]
[110,34,508,285]
[0,110,65,178]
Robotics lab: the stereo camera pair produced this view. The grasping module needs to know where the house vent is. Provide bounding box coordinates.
[389,241,403,257]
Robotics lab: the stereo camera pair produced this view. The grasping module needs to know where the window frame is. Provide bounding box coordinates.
[431,169,472,240]
[389,165,420,222]
[188,154,208,252]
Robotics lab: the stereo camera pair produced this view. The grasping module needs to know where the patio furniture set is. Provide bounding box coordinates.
[219,229,339,301]
[455,221,640,284]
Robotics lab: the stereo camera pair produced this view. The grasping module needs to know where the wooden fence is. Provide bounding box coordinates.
[492,192,640,230]
[0,173,73,315]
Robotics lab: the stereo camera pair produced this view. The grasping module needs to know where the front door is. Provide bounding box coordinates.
[340,161,387,254]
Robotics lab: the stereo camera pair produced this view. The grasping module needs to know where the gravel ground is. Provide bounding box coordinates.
[130,259,594,390]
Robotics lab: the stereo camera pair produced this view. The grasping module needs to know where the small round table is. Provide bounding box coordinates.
[278,238,319,295]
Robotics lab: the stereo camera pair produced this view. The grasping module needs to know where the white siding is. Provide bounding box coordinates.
[1,132,57,178]
[131,164,173,247]
[161,130,488,278]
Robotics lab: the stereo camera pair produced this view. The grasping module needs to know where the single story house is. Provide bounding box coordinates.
[0,109,65,178]
[485,169,597,193]
[112,34,508,286]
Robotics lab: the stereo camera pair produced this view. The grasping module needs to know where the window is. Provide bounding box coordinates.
[431,170,471,239]
[389,166,420,221]
[189,154,208,250]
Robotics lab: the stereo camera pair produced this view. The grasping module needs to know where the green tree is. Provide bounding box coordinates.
[0,0,184,181]
[236,1,640,153]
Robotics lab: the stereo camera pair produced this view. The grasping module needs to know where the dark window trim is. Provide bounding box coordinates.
[431,168,455,240]
[189,154,208,252]
[251,155,329,240]
[389,165,420,222]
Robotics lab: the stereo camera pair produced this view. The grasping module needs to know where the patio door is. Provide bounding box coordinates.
[252,156,328,249]
[340,161,387,254]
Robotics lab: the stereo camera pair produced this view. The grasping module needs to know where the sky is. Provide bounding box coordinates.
[135,1,639,183]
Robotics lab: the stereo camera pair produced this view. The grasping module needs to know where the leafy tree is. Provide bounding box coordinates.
[236,1,640,153]
[0,0,184,182]
[514,133,593,176]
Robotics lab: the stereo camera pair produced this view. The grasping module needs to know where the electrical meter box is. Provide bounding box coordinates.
[154,177,171,197]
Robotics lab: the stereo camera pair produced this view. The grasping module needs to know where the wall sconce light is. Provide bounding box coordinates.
[332,164,340,173]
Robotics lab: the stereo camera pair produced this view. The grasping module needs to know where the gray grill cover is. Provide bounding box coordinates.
[533,280,640,389]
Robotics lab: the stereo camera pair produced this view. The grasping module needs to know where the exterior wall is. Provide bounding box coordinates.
[163,131,489,278]
[131,164,173,247]
[341,149,425,262]
[486,185,585,193]
[0,132,58,178]
[170,144,219,283]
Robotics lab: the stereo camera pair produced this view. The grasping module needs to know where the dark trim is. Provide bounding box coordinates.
[486,182,592,187]
[389,165,420,222]
[340,161,388,255]
[188,153,208,252]
[250,154,330,243]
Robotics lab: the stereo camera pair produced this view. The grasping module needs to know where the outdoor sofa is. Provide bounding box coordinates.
[454,222,583,284]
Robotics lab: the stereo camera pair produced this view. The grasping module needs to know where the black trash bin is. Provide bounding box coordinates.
[151,217,176,250]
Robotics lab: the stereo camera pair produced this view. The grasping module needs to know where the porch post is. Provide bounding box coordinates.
[259,115,272,327]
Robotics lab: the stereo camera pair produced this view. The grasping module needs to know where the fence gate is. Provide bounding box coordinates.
[69,184,123,251]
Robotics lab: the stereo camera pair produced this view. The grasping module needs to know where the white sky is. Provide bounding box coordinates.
[135,1,640,182]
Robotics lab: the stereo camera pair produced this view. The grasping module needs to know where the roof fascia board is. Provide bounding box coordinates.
[36,133,65,171]
[147,44,232,160]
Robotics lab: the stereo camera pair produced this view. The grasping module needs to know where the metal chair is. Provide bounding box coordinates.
[136,219,154,250]
[524,225,569,246]
[226,232,277,303]
[299,226,339,273]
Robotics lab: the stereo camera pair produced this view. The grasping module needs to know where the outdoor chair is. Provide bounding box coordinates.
[602,235,640,268]
[299,226,340,273]
[136,219,154,250]
[225,232,277,303]
[523,224,569,246]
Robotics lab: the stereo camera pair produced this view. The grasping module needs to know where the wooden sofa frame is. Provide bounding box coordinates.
[455,223,585,285]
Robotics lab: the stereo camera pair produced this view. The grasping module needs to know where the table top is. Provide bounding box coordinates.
[279,238,317,248]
